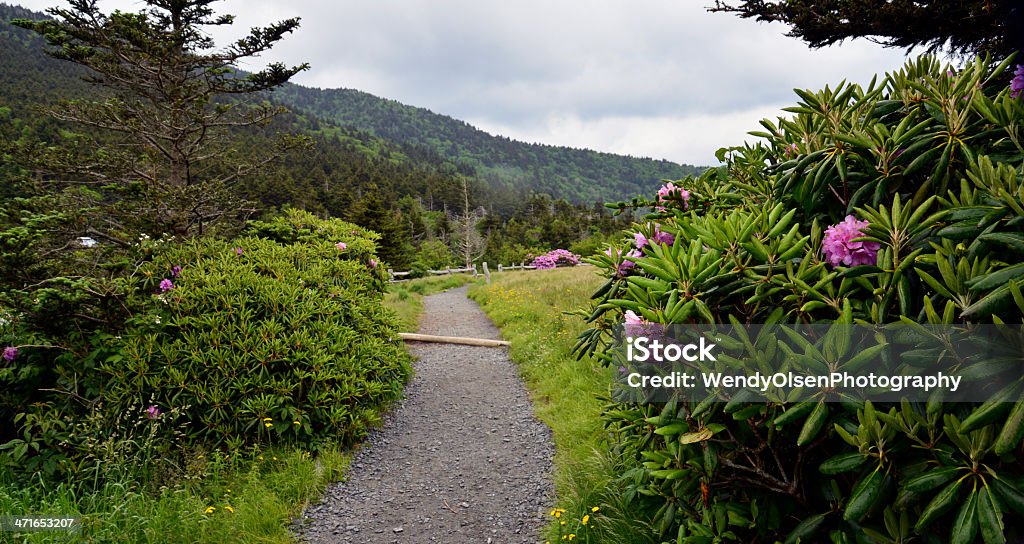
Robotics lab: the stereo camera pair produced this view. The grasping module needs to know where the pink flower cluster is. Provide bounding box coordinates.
[604,247,641,277]
[623,310,659,337]
[531,249,581,270]
[822,215,879,267]
[633,224,675,253]
[1012,65,1024,99]
[3,346,16,362]
[656,182,690,211]
[146,405,161,419]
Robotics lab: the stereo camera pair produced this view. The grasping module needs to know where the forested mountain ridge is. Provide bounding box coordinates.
[273,84,702,203]
[0,3,666,267]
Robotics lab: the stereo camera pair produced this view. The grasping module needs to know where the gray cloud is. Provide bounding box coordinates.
[15,0,917,164]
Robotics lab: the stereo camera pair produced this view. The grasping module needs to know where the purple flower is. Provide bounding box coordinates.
[369,258,378,268]
[604,247,641,277]
[652,228,675,247]
[171,266,182,278]
[530,249,580,269]
[1012,64,1024,99]
[146,405,161,419]
[784,143,799,157]
[822,215,880,267]
[656,182,690,211]
[335,242,348,251]
[234,247,244,255]
[159,278,174,292]
[2,346,17,362]
[623,310,659,337]
[633,232,649,250]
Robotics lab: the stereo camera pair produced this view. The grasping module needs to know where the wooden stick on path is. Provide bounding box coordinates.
[398,332,510,347]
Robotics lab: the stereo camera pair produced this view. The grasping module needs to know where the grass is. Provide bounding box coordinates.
[383,273,476,331]
[0,447,349,543]
[468,267,656,543]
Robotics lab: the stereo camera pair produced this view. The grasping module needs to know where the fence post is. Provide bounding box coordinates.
[497,264,503,273]
[387,268,394,281]
[482,262,491,284]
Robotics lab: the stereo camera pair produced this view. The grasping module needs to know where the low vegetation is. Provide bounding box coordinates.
[469,268,658,543]
[383,274,477,331]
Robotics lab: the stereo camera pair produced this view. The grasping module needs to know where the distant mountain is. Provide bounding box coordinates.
[272,85,701,203]
[2,2,707,217]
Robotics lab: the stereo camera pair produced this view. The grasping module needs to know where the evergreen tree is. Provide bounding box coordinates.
[710,1,1024,59]
[13,0,309,238]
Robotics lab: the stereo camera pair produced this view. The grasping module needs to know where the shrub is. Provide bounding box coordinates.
[576,55,1024,543]
[101,210,409,450]
[531,249,581,270]
[1,209,411,479]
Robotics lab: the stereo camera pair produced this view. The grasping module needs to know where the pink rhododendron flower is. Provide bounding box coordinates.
[633,232,649,250]
[530,249,580,269]
[335,242,347,251]
[146,405,161,419]
[369,258,378,268]
[633,225,675,253]
[656,182,690,211]
[1012,65,1024,99]
[605,247,641,277]
[159,278,174,292]
[623,310,659,337]
[2,346,16,362]
[652,228,675,246]
[822,215,880,267]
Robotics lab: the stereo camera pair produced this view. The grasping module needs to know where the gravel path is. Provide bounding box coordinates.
[295,286,554,543]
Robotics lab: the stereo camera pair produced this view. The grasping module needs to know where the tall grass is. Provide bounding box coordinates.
[469,267,655,543]
[0,447,348,543]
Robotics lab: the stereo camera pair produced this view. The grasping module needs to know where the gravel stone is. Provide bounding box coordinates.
[294,286,554,543]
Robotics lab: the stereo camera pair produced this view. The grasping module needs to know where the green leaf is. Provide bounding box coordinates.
[960,385,1017,433]
[844,467,886,522]
[949,489,978,544]
[915,477,964,533]
[819,452,868,475]
[977,486,1006,544]
[902,466,959,493]
[773,401,815,426]
[994,402,1024,456]
[967,263,1024,292]
[654,422,688,436]
[797,401,829,446]
[783,512,828,544]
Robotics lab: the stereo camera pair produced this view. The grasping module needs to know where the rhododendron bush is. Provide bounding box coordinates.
[577,55,1024,543]
[0,210,409,478]
[530,248,581,269]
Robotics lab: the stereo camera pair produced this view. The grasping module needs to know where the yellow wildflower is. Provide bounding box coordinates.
[204,506,215,514]
[568,535,576,541]
[263,417,272,422]
[224,506,234,513]
[591,506,600,513]
[582,514,590,525]
[265,422,273,428]
[293,420,301,425]
[550,508,566,518]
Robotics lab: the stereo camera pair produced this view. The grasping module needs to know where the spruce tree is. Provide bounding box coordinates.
[13,0,309,238]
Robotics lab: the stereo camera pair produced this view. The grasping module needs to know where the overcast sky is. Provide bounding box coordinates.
[15,0,918,165]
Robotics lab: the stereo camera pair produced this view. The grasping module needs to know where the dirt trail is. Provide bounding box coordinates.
[295,285,554,543]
